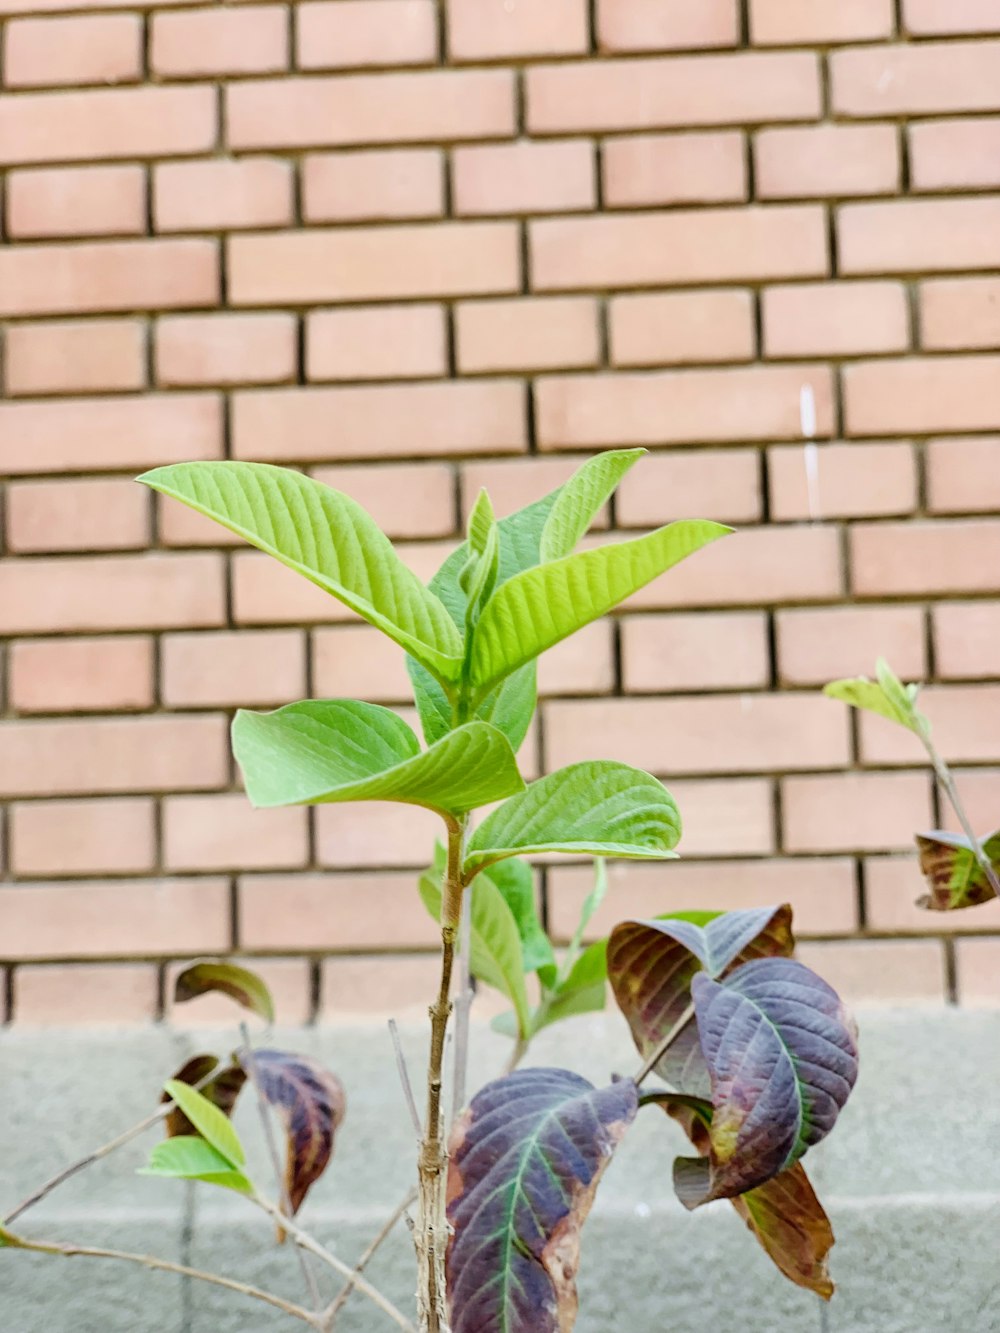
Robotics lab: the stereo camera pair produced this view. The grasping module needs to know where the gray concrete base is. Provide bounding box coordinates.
[2,1008,999,1332]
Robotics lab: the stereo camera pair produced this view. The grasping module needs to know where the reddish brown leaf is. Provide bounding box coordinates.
[174,960,275,1023]
[916,830,1000,911]
[162,1055,248,1140]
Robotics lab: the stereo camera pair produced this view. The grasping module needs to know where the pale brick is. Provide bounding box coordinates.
[767,443,917,521]
[317,801,440,867]
[313,625,412,702]
[920,278,1000,351]
[846,357,1000,435]
[154,159,294,232]
[866,857,1000,934]
[5,319,146,396]
[460,456,609,524]
[775,606,927,687]
[603,131,746,207]
[230,222,519,305]
[756,124,900,199]
[840,199,1000,276]
[152,6,288,77]
[622,612,769,692]
[158,503,238,551]
[536,364,833,447]
[164,794,308,872]
[765,282,909,358]
[751,0,894,43]
[4,14,142,88]
[616,448,762,525]
[666,778,775,856]
[0,878,230,958]
[320,955,443,1020]
[783,772,933,854]
[447,0,587,59]
[0,85,217,165]
[940,768,1000,831]
[956,939,1000,1006]
[609,290,754,367]
[7,165,145,239]
[456,298,600,374]
[233,380,526,462]
[303,149,444,223]
[156,314,297,388]
[166,957,312,1026]
[545,693,849,774]
[454,140,595,216]
[598,0,738,51]
[14,964,158,1027]
[859,684,1000,765]
[795,940,946,1005]
[240,872,438,950]
[0,553,225,634]
[526,52,821,134]
[7,478,150,553]
[904,0,1000,36]
[910,118,1000,192]
[852,519,1000,597]
[538,622,615,696]
[933,603,1000,680]
[307,305,447,381]
[11,797,155,876]
[927,438,1000,513]
[310,462,456,537]
[832,41,1000,117]
[9,637,154,713]
[227,69,514,150]
[161,630,306,708]
[298,0,437,68]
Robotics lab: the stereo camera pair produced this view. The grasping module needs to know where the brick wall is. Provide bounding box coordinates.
[1,0,1000,1027]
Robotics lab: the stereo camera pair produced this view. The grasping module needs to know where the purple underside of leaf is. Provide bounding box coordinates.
[447,1067,638,1333]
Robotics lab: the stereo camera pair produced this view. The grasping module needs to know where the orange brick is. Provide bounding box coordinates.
[832,41,1000,117]
[7,478,150,553]
[545,693,849,774]
[904,0,1000,36]
[755,124,899,200]
[317,800,440,867]
[865,857,1000,934]
[7,165,145,239]
[538,622,615,696]
[227,69,514,150]
[11,797,156,876]
[313,625,412,701]
[548,857,856,939]
[454,140,595,216]
[621,612,769,692]
[910,118,1000,192]
[956,939,1000,1006]
[609,290,754,367]
[598,0,738,51]
[783,772,932,855]
[156,313,297,388]
[456,297,600,374]
[0,239,218,318]
[845,356,1000,435]
[0,553,225,634]
[751,0,894,43]
[616,448,762,525]
[9,637,154,713]
[920,278,1000,351]
[307,305,447,381]
[775,605,927,687]
[603,131,745,207]
[852,519,1000,597]
[320,955,443,1021]
[767,443,917,521]
[531,207,827,290]
[526,52,821,134]
[303,148,444,222]
[4,14,142,88]
[859,684,1000,765]
[14,964,158,1027]
[152,6,288,77]
[229,222,519,305]
[0,394,222,476]
[240,871,438,950]
[5,319,146,396]
[763,282,908,358]
[460,456,610,523]
[164,794,308,872]
[447,0,587,59]
[161,630,306,708]
[536,364,833,447]
[310,462,456,537]
[154,159,293,232]
[0,878,230,959]
[795,940,946,1005]
[927,438,1000,514]
[840,199,1000,276]
[0,85,217,165]
[932,603,1000,680]
[298,0,437,68]
[233,380,526,462]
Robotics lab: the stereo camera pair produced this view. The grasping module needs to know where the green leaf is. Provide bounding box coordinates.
[140,1136,253,1195]
[469,519,731,695]
[485,856,556,984]
[162,1056,247,1140]
[163,1080,246,1168]
[138,461,463,683]
[467,487,496,558]
[233,700,524,815]
[465,760,681,876]
[174,961,275,1024]
[538,939,608,1032]
[824,657,928,736]
[539,448,645,563]
[916,829,1000,911]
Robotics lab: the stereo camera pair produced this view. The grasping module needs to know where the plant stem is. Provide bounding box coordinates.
[1,1228,320,1328]
[634,1001,697,1086]
[322,1188,418,1330]
[451,873,474,1121]
[924,737,1000,899]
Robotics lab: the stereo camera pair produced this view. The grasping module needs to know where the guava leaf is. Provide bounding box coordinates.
[538,448,644,563]
[690,957,858,1203]
[537,940,608,1032]
[446,1068,638,1333]
[174,961,275,1024]
[486,856,556,984]
[824,658,928,736]
[162,1055,247,1140]
[469,519,731,695]
[916,829,1000,910]
[162,1080,246,1169]
[138,461,463,683]
[465,761,681,875]
[608,906,794,1096]
[140,1136,253,1196]
[233,700,524,815]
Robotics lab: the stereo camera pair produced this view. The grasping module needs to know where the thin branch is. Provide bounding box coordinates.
[924,739,1000,899]
[321,1188,417,1331]
[389,1019,422,1141]
[634,1002,697,1087]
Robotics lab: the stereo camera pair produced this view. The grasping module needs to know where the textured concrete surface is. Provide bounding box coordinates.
[2,1008,999,1332]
